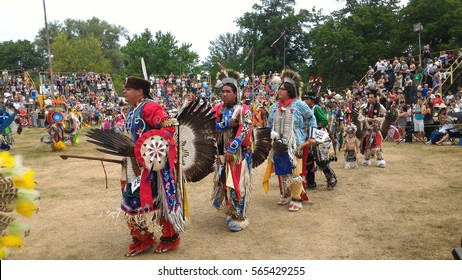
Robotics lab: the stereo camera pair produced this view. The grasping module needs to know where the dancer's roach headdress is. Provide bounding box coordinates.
[215,62,241,97]
[281,68,303,98]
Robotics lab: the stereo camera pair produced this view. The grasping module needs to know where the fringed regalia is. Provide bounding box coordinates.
[343,124,359,169]
[211,102,253,231]
[263,99,315,207]
[123,99,183,248]
[86,96,217,256]
[306,128,337,189]
[358,101,387,167]
[40,110,80,151]
[325,103,344,160]
[262,68,317,211]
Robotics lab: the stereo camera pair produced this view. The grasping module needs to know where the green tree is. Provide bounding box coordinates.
[121,29,199,77]
[399,0,462,53]
[307,0,402,89]
[236,0,310,75]
[0,40,45,71]
[51,35,111,73]
[204,32,244,82]
[35,17,127,72]
[34,21,62,59]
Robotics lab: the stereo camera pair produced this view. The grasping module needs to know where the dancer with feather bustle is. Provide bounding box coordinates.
[73,76,217,257]
[121,76,182,255]
[211,67,253,232]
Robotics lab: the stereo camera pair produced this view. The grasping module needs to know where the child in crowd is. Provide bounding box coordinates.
[342,124,359,169]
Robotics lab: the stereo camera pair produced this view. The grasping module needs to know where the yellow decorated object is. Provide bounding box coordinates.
[15,201,38,218]
[51,141,67,151]
[0,151,39,260]
[0,234,24,248]
[0,151,16,169]
[13,169,35,190]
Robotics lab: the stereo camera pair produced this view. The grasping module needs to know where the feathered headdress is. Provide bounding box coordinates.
[270,72,282,85]
[345,124,357,135]
[215,62,241,91]
[281,68,303,98]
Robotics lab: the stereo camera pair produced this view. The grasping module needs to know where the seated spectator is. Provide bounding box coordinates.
[427,104,454,144]
[435,126,462,145]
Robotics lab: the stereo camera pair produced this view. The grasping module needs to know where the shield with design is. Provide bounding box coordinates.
[51,111,64,124]
[134,130,171,171]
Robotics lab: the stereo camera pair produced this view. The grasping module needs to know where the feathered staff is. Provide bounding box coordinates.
[307,75,323,97]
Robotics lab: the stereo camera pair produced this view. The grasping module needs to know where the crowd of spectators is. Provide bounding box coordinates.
[345,47,462,145]
[1,47,461,145]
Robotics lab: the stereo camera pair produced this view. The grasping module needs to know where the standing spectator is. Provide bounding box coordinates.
[367,65,374,78]
[396,103,409,138]
[447,51,455,65]
[412,98,426,142]
[37,109,45,128]
[2,69,7,84]
[439,51,448,68]
[423,44,431,66]
[31,107,39,128]
[423,99,435,141]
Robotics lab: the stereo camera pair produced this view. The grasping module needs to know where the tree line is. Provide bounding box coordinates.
[1,0,461,93]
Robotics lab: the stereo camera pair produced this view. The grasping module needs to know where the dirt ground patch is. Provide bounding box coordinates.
[8,127,462,260]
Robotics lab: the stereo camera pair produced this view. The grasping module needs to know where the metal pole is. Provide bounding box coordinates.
[251,45,254,76]
[283,35,286,69]
[418,29,422,68]
[42,0,55,99]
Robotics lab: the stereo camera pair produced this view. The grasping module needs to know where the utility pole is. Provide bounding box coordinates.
[283,33,286,69]
[413,22,423,68]
[43,0,55,99]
